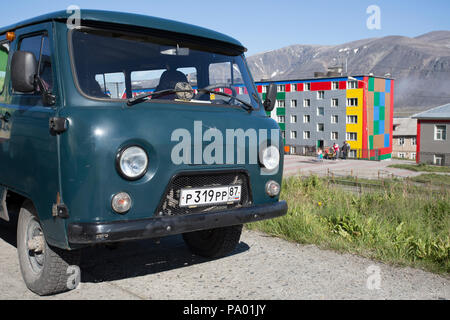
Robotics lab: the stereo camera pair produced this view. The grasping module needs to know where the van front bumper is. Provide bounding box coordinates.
[67,201,287,245]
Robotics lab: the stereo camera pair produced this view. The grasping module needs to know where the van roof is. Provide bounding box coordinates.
[0,9,246,53]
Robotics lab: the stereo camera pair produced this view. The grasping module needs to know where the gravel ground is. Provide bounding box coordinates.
[0,223,448,300]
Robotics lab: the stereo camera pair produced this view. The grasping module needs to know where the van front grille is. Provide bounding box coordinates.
[155,171,252,217]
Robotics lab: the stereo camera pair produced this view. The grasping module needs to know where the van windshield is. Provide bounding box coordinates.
[70,28,260,110]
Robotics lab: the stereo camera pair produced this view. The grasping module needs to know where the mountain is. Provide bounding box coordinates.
[246,31,450,115]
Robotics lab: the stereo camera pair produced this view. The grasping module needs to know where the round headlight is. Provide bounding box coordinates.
[117,146,148,180]
[261,145,280,171]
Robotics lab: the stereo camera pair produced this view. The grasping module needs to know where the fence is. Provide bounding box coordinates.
[312,173,449,198]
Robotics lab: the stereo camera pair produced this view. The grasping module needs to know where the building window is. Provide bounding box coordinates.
[290,131,297,139]
[290,99,297,108]
[277,100,285,107]
[346,115,358,124]
[317,123,324,132]
[303,131,310,139]
[346,132,357,141]
[347,80,358,89]
[290,115,297,123]
[398,152,406,159]
[277,116,285,123]
[304,83,311,91]
[347,98,358,106]
[410,152,416,160]
[277,84,285,92]
[303,115,310,123]
[331,98,339,107]
[317,107,324,116]
[331,132,339,140]
[331,115,338,124]
[412,137,417,146]
[434,154,444,166]
[303,99,311,107]
[262,85,269,93]
[281,131,286,139]
[434,125,447,141]
[349,150,357,158]
[398,137,405,145]
[291,84,297,92]
[290,146,296,154]
[332,81,339,90]
[317,91,325,100]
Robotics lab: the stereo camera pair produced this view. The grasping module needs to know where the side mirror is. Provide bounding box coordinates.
[11,51,37,93]
[263,83,277,112]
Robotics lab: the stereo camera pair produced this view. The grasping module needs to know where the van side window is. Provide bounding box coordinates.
[0,42,9,94]
[17,34,53,93]
[94,72,125,98]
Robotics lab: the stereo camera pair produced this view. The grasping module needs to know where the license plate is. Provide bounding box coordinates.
[179,185,241,207]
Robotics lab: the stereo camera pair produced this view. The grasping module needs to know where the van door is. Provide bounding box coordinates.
[0,23,66,247]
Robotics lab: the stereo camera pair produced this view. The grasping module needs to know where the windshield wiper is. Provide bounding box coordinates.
[197,89,253,113]
[126,89,194,106]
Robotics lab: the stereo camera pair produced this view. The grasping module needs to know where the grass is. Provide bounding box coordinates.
[411,174,450,187]
[247,176,450,274]
[389,163,450,173]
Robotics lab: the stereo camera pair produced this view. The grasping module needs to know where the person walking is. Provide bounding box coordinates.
[342,141,349,160]
[333,143,339,160]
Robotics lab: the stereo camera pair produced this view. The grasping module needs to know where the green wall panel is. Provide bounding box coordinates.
[368,77,374,91]
[276,108,285,116]
[374,92,380,106]
[276,92,286,100]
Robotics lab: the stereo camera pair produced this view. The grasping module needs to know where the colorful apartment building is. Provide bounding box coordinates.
[255,75,394,160]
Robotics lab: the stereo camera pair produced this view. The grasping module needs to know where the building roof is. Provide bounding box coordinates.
[0,10,245,52]
[393,118,417,136]
[412,103,450,120]
[255,74,393,84]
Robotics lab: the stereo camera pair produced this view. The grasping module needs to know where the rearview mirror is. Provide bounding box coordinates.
[263,83,277,112]
[11,51,37,93]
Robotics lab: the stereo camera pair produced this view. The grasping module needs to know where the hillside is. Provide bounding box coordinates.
[246,31,450,115]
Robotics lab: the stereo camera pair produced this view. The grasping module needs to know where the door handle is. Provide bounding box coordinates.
[0,111,10,122]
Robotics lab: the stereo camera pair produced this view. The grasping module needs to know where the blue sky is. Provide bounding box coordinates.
[1,0,449,56]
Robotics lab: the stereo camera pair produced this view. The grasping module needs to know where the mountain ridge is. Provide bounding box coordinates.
[245,31,450,114]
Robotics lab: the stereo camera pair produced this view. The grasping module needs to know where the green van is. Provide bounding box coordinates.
[0,10,287,295]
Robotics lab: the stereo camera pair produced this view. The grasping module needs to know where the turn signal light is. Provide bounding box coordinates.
[6,32,15,41]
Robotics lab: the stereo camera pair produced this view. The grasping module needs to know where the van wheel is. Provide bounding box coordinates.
[17,201,81,296]
[182,224,243,258]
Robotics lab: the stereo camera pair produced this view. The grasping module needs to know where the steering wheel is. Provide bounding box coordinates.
[194,83,237,103]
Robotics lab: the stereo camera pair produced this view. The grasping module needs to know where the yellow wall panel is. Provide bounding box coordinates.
[346,89,363,150]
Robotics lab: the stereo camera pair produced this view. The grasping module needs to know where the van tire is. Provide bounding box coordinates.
[182,224,243,258]
[17,201,81,296]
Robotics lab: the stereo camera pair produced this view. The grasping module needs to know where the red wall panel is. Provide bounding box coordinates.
[339,81,346,90]
[311,81,331,91]
[285,84,291,92]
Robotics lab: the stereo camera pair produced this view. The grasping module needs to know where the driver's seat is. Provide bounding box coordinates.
[155,70,188,99]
